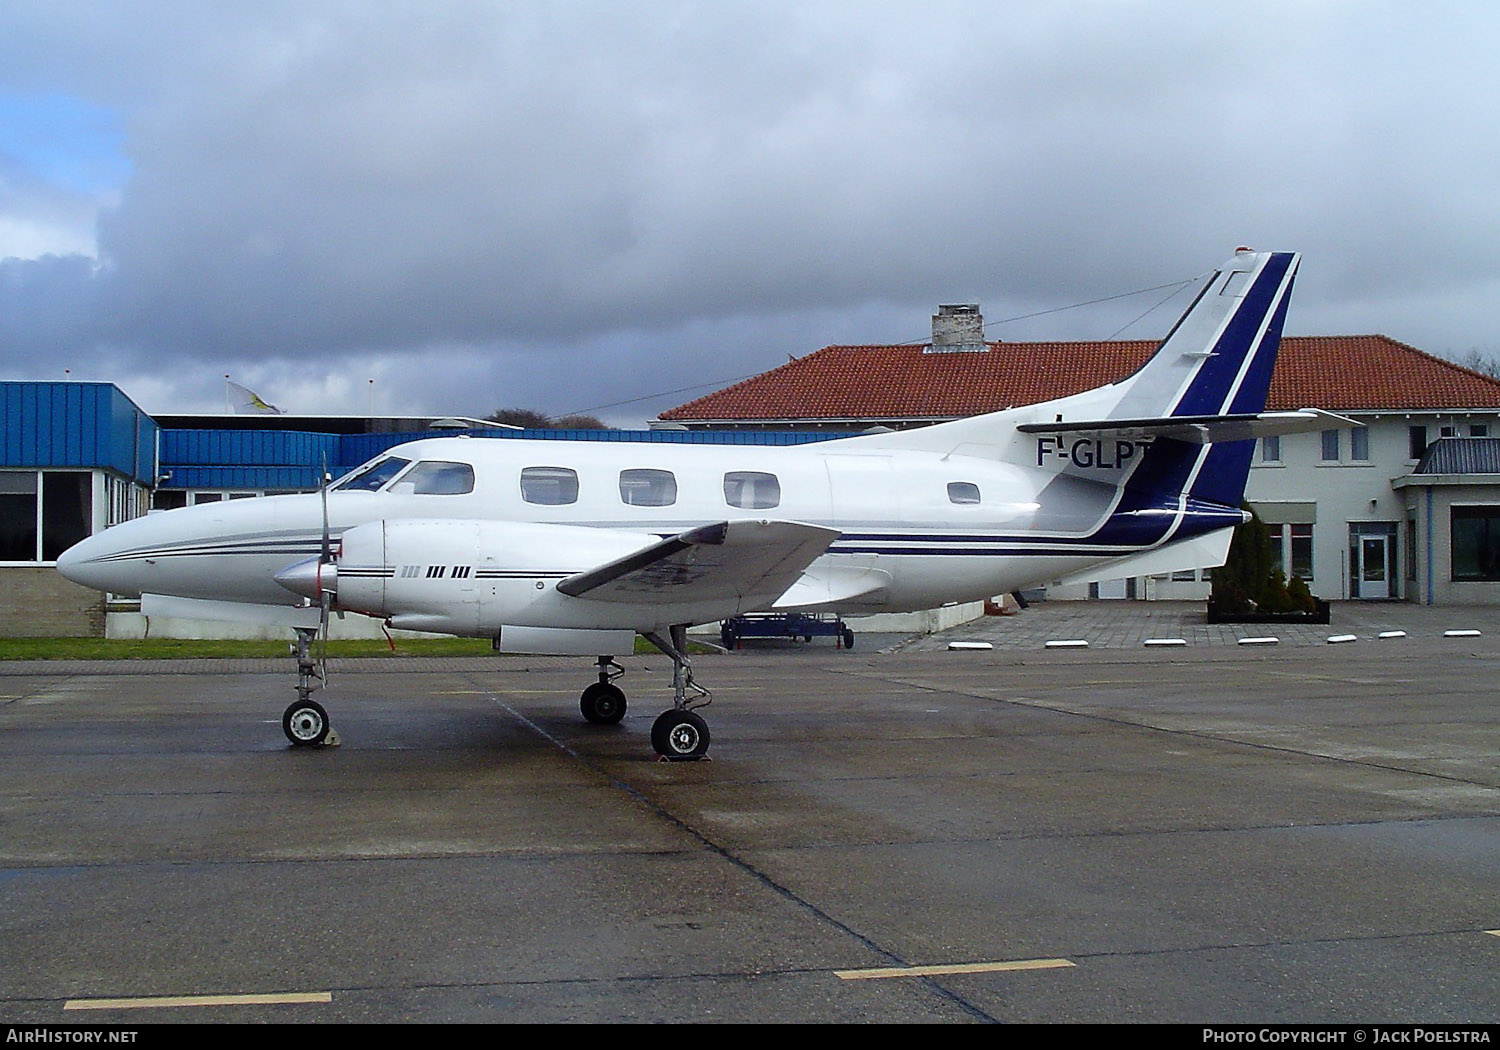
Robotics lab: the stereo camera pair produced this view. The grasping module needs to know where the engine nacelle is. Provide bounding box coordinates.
[331,518,658,641]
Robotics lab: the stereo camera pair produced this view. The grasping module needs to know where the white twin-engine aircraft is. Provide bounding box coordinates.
[58,249,1345,759]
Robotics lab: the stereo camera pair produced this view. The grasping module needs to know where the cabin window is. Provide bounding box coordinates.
[520,466,579,505]
[619,468,676,507]
[947,482,981,505]
[335,456,411,492]
[724,471,780,510]
[394,461,474,495]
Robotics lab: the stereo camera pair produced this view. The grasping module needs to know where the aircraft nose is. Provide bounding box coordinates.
[56,534,107,590]
[55,522,154,597]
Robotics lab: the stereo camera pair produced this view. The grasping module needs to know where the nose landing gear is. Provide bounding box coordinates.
[283,626,338,747]
[580,656,628,724]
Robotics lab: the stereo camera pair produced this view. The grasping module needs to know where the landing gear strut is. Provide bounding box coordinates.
[643,625,712,761]
[283,626,335,747]
[580,656,628,724]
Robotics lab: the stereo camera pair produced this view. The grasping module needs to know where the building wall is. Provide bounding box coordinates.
[1052,411,1500,603]
[0,567,105,636]
[1246,412,1497,602]
[0,382,157,485]
[1399,479,1500,606]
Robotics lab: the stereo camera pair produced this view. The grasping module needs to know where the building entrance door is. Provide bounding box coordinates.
[1356,534,1389,599]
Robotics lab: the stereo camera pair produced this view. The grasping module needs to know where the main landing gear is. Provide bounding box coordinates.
[581,626,713,761]
[283,626,337,747]
[644,625,712,761]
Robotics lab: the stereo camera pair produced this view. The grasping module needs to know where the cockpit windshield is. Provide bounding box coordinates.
[390,460,475,495]
[333,456,411,492]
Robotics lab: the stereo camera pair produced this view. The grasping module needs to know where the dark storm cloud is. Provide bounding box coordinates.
[1,2,1498,418]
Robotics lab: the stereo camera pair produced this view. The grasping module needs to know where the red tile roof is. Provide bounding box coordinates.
[660,336,1500,422]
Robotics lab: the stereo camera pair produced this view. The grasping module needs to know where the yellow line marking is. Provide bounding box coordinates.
[835,958,1075,980]
[65,992,331,1010]
[1484,930,1500,937]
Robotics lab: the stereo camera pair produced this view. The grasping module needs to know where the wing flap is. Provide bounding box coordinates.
[557,520,841,605]
[773,565,893,611]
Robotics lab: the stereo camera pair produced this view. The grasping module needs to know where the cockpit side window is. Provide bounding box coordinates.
[619,468,676,507]
[947,482,981,505]
[520,466,579,505]
[334,456,411,492]
[396,461,475,495]
[724,471,780,509]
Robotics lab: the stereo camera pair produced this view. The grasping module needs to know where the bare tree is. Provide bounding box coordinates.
[1449,348,1500,380]
[486,407,613,430]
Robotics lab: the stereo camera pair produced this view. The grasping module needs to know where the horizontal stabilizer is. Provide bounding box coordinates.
[558,520,841,606]
[1018,408,1355,446]
[1054,526,1238,586]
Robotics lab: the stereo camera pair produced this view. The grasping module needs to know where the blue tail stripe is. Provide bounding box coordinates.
[1187,441,1256,508]
[1098,251,1296,535]
[1172,253,1294,418]
[1226,279,1293,416]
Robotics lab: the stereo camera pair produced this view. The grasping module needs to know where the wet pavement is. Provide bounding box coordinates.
[2,602,1499,1022]
[899,599,1500,651]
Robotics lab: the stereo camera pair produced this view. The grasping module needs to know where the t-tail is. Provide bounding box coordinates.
[854,248,1349,564]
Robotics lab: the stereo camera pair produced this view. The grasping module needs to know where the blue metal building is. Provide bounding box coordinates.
[0,381,838,635]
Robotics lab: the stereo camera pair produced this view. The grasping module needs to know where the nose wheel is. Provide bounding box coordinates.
[580,656,628,725]
[283,698,331,747]
[580,681,627,724]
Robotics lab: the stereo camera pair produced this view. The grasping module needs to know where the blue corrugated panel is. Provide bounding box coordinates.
[164,465,324,490]
[0,382,155,480]
[160,429,339,468]
[20,384,38,464]
[333,426,838,467]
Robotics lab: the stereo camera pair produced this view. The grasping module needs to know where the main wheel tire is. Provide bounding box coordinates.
[283,699,330,747]
[580,682,627,725]
[842,627,856,649]
[650,709,710,760]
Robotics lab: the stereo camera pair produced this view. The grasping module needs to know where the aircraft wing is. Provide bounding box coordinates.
[1017,408,1356,445]
[557,520,841,605]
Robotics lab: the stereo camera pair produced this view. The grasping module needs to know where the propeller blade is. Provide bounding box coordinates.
[319,453,332,565]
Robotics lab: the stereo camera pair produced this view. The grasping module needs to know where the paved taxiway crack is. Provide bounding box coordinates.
[468,673,1001,1023]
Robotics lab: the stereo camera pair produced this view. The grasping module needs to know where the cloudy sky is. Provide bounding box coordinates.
[2,2,1497,424]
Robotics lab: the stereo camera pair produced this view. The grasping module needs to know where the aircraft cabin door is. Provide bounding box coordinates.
[824,454,898,530]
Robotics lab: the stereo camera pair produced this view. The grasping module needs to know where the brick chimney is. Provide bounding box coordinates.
[926,303,986,353]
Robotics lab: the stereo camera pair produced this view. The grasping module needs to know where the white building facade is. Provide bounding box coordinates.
[660,324,1500,606]
[1142,411,1500,604]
